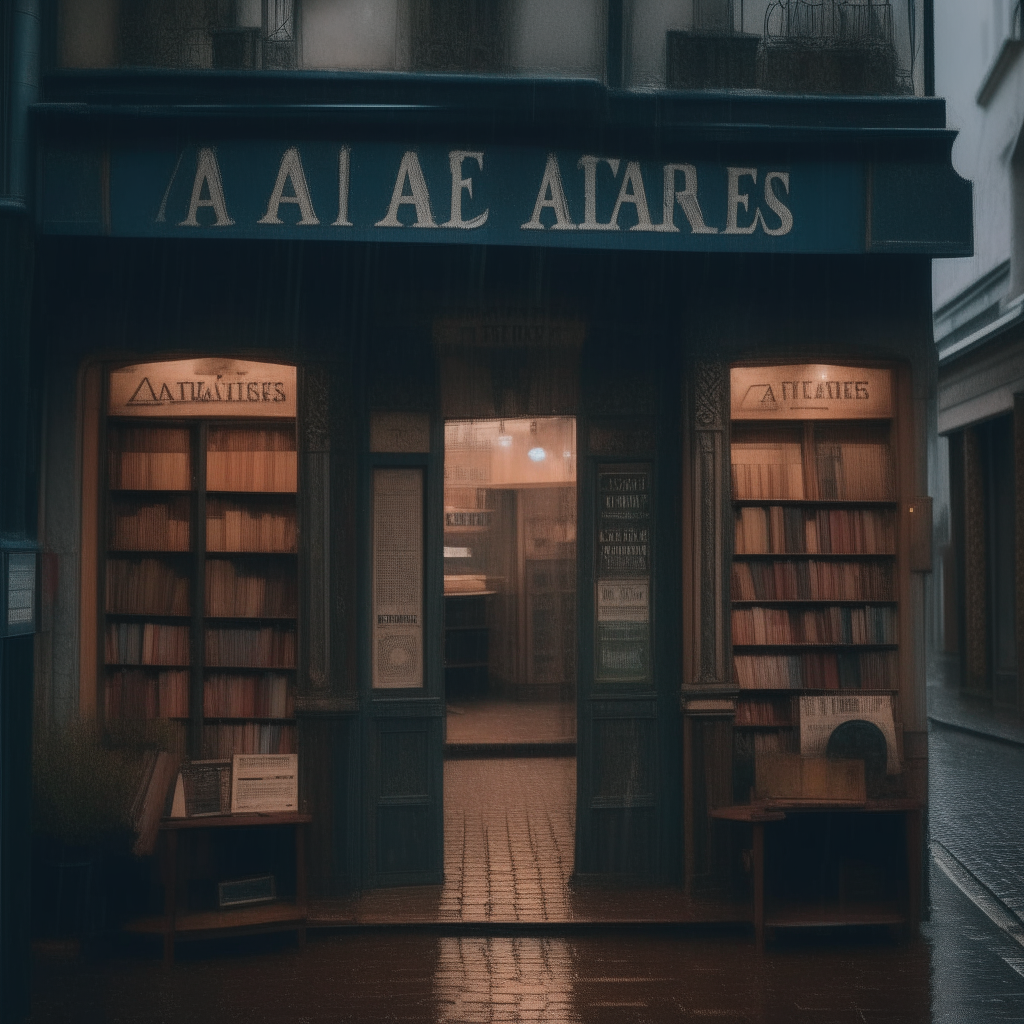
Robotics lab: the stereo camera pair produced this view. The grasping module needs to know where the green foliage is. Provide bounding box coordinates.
[32,720,154,848]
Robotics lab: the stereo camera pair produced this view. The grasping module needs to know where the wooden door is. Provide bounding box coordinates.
[575,421,681,881]
[361,443,445,887]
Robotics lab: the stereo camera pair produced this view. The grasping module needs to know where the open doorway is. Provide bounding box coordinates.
[443,416,577,751]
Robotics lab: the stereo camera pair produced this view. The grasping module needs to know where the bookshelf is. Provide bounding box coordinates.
[103,365,298,760]
[729,366,900,765]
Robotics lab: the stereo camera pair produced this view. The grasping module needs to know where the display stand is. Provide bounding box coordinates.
[712,800,922,952]
[125,811,310,965]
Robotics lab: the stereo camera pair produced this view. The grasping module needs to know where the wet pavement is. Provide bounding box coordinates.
[30,684,1024,1022]
[30,865,1024,1024]
[929,720,1024,924]
[312,758,746,926]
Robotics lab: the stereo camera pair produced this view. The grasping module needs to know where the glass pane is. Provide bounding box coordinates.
[373,467,425,689]
[443,417,576,743]
[595,464,651,689]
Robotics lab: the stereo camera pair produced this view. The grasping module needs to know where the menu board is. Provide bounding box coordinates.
[595,467,651,686]
[372,468,424,689]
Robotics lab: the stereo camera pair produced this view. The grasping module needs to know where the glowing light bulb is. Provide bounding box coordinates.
[497,435,513,448]
[528,447,546,462]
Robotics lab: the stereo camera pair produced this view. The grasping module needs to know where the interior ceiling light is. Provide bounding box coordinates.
[497,434,513,448]
[528,447,546,462]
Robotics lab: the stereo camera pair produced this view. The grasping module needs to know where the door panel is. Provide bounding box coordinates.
[372,716,442,880]
[361,439,445,889]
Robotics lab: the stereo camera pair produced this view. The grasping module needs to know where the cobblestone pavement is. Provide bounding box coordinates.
[311,758,745,926]
[38,868,1024,1024]
[928,720,1024,923]
[439,758,575,922]
[33,921,937,1023]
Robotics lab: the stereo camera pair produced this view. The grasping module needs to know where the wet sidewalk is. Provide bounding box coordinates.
[927,679,1024,747]
[311,757,747,928]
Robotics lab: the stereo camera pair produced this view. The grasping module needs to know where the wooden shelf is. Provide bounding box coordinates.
[106,611,192,619]
[126,901,305,939]
[733,552,895,559]
[203,615,298,622]
[160,812,311,830]
[202,716,296,723]
[206,550,297,556]
[205,489,297,497]
[732,599,897,605]
[108,548,192,556]
[109,488,193,495]
[203,665,297,672]
[106,663,190,669]
[732,499,898,507]
[764,904,906,928]
[736,687,898,695]
[733,643,897,650]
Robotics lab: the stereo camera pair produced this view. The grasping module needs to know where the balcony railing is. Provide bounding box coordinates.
[759,0,907,94]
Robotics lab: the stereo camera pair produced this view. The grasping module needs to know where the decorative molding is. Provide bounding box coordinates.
[695,360,726,430]
[301,451,331,692]
[301,364,330,454]
[691,360,730,688]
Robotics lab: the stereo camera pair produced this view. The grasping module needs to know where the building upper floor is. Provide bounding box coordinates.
[59,0,928,96]
[932,0,1023,359]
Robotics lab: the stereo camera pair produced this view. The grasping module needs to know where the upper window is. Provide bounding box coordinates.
[58,0,925,96]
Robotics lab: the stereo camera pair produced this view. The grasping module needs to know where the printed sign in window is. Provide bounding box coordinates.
[372,468,425,689]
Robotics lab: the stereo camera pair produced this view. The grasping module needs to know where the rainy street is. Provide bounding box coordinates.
[28,703,1024,1024]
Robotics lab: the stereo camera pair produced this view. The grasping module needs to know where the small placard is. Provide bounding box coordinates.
[597,579,649,623]
[731,365,893,420]
[4,552,36,635]
[109,359,296,418]
[231,753,298,813]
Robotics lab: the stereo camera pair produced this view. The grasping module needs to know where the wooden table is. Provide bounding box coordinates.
[711,800,923,952]
[126,812,311,965]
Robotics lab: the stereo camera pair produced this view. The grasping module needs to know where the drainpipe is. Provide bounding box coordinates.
[0,0,40,1021]
[924,0,934,96]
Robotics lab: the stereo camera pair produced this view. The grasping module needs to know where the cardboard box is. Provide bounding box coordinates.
[754,753,866,804]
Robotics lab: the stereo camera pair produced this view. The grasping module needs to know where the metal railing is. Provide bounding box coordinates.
[764,0,895,47]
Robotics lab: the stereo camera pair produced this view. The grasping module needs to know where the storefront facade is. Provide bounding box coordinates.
[32,62,970,916]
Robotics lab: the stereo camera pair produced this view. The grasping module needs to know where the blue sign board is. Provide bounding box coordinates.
[44,140,874,253]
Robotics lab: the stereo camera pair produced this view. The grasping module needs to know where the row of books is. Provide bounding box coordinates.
[731,560,894,601]
[206,498,297,552]
[205,560,298,617]
[105,622,190,665]
[816,443,895,501]
[204,627,296,667]
[207,426,296,452]
[105,669,189,719]
[732,605,897,646]
[202,722,295,758]
[109,498,191,551]
[734,696,796,728]
[730,441,894,501]
[206,451,297,493]
[734,506,896,555]
[731,444,805,499]
[203,672,294,718]
[733,650,897,689]
[109,451,191,491]
[106,558,190,616]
